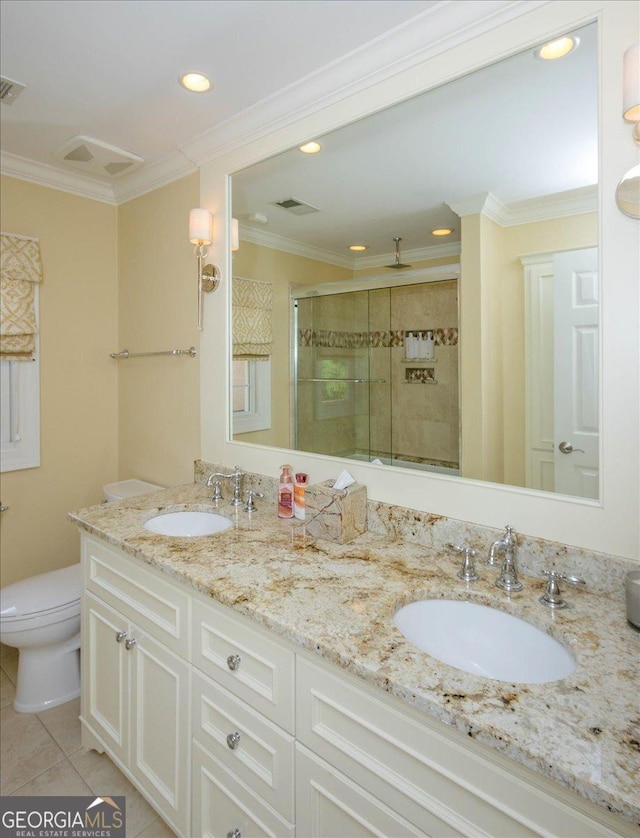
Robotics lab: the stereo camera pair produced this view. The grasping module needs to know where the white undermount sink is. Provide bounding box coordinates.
[394,599,576,684]
[144,511,232,537]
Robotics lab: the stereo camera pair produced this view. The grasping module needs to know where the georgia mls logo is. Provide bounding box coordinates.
[0,795,126,838]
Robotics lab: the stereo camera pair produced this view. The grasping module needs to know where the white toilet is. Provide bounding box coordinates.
[0,478,162,713]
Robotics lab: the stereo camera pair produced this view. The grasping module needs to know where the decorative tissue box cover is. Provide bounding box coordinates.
[304,480,367,543]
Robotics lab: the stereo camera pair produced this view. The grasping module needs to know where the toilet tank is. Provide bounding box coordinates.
[103,479,163,503]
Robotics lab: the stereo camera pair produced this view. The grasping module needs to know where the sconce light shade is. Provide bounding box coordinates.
[231,218,239,252]
[623,42,640,122]
[189,208,213,245]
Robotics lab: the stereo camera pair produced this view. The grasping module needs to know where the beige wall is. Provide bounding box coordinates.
[118,174,201,487]
[231,241,352,448]
[0,176,118,587]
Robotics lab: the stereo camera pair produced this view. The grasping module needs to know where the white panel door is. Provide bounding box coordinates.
[130,628,191,837]
[82,593,129,765]
[553,248,599,498]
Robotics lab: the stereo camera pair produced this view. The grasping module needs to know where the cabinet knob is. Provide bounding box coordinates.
[227,654,241,671]
[115,631,127,643]
[227,830,241,838]
[125,637,137,650]
[226,731,241,750]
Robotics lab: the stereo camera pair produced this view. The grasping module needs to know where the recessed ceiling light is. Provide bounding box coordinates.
[299,141,321,154]
[431,227,454,236]
[535,36,579,61]
[349,244,368,252]
[179,72,212,93]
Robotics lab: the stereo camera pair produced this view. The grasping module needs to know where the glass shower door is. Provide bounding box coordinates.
[295,290,380,460]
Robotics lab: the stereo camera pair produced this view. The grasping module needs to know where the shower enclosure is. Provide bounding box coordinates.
[293,280,460,475]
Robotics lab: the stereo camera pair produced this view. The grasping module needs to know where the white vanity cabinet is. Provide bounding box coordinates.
[79,532,637,838]
[81,536,191,838]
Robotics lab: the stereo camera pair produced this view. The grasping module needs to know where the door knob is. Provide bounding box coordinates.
[558,441,585,454]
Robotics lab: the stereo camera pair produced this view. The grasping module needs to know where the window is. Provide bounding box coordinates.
[232,357,271,434]
[0,345,40,472]
[315,355,354,420]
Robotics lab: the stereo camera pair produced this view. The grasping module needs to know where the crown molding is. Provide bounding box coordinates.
[180,0,547,168]
[239,224,462,270]
[448,185,598,227]
[500,185,598,224]
[112,152,197,204]
[0,151,116,204]
[238,223,355,269]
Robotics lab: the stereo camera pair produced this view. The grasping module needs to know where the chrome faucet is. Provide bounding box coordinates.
[206,466,245,506]
[489,525,523,592]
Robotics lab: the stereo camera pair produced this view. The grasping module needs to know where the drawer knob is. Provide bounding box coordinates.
[115,631,127,643]
[125,637,137,650]
[227,654,241,671]
[227,830,241,838]
[226,731,241,750]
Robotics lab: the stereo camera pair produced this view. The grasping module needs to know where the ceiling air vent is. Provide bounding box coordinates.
[272,197,320,216]
[0,77,26,105]
[52,135,143,179]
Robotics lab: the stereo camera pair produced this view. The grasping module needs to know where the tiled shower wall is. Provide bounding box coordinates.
[295,280,459,466]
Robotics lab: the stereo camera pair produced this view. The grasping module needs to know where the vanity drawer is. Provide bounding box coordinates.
[192,597,295,733]
[83,535,190,657]
[297,657,623,838]
[296,743,427,838]
[192,741,294,838]
[192,669,294,822]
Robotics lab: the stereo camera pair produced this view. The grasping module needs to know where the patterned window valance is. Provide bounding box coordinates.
[1,233,43,361]
[232,276,273,359]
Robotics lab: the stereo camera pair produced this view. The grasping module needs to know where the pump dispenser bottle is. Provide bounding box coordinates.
[278,465,294,518]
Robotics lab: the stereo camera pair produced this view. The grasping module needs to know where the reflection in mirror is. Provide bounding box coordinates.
[231,23,599,499]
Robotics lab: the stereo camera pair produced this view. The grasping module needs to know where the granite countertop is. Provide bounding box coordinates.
[70,484,640,826]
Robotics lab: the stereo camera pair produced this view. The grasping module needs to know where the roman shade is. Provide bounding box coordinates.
[232,276,273,359]
[0,233,43,361]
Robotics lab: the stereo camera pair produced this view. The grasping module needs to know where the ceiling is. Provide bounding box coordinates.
[1,1,597,264]
[0,0,437,191]
[232,22,598,263]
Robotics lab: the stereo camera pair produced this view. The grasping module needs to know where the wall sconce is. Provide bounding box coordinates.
[616,43,640,219]
[189,208,220,330]
[231,217,239,252]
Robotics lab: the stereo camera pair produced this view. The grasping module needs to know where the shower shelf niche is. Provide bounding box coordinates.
[404,368,437,385]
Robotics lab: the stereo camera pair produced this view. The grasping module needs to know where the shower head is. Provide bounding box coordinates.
[386,237,411,269]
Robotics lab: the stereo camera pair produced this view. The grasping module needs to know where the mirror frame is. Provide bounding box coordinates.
[199,0,639,560]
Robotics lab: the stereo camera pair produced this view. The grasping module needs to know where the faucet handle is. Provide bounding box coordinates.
[243,489,264,513]
[206,475,224,500]
[447,544,479,582]
[540,570,586,609]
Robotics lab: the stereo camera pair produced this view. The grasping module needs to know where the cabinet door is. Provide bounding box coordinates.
[129,628,191,838]
[82,593,129,765]
[296,745,424,838]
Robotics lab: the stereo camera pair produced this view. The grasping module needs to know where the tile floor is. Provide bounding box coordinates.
[0,643,176,837]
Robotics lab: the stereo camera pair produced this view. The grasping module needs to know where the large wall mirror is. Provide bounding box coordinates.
[230,22,599,501]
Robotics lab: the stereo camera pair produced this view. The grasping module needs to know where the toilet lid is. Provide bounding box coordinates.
[0,563,81,618]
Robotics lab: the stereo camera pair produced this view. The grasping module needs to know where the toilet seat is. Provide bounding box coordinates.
[1,599,80,633]
[0,563,80,619]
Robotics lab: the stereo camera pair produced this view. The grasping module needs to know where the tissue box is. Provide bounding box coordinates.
[304,480,367,543]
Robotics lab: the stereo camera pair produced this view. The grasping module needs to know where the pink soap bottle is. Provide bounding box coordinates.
[278,464,294,518]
